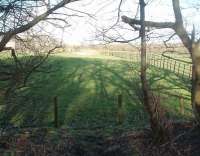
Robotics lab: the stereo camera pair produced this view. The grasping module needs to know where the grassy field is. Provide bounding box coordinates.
[0,52,193,135]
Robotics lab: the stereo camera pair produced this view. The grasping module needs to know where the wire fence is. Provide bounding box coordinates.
[105,50,192,79]
[105,50,193,116]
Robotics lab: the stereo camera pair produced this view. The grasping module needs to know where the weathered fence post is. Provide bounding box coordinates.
[159,56,162,68]
[179,95,184,115]
[177,63,181,75]
[54,96,59,128]
[117,94,124,125]
[169,60,172,70]
[173,60,177,73]
[182,64,186,77]
[153,56,156,66]
[166,58,169,69]
[163,58,165,68]
[156,56,159,67]
[189,65,192,79]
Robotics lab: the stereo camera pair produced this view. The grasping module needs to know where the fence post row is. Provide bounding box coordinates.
[105,51,192,79]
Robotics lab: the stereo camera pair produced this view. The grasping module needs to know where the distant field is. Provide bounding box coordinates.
[0,52,193,135]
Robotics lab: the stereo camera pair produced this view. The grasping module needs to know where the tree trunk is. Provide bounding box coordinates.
[122,0,200,124]
[139,0,169,143]
[191,42,200,120]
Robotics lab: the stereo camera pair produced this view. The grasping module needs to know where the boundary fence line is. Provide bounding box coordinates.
[104,50,192,79]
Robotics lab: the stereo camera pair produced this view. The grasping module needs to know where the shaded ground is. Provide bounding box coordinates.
[0,55,147,133]
[0,53,196,156]
[0,53,193,133]
[0,122,200,156]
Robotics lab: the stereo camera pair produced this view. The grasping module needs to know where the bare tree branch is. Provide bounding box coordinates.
[121,16,175,29]
[23,45,60,85]
[163,33,176,48]
[172,0,192,53]
[0,0,80,52]
[122,0,193,54]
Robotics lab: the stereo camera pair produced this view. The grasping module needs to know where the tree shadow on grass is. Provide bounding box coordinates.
[2,56,147,132]
[148,65,192,120]
[62,60,147,132]
[149,65,191,92]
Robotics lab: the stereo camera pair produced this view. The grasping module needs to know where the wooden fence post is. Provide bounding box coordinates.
[159,57,162,68]
[173,60,176,73]
[153,56,155,66]
[177,63,181,75]
[179,95,184,115]
[117,94,124,125]
[166,58,169,69]
[163,58,165,68]
[182,64,186,77]
[156,56,159,67]
[54,96,58,128]
[169,60,172,70]
[189,65,192,79]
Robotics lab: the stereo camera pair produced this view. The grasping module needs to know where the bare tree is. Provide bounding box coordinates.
[0,0,85,126]
[0,0,80,52]
[0,0,89,95]
[95,0,170,142]
[0,32,60,125]
[138,0,170,143]
[122,0,200,121]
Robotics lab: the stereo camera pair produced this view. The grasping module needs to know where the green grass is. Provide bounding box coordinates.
[148,64,192,119]
[0,53,193,135]
[1,54,147,133]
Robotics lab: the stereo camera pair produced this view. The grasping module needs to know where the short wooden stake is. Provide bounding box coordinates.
[177,63,181,75]
[182,64,186,77]
[179,96,184,115]
[173,61,176,72]
[117,94,124,125]
[54,96,58,128]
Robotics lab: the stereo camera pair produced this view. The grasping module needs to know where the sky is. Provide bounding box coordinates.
[39,0,200,45]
